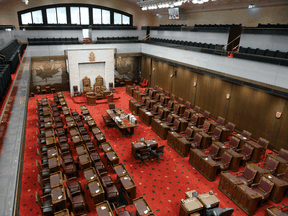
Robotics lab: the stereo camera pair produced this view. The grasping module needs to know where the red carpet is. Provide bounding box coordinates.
[19,87,288,215]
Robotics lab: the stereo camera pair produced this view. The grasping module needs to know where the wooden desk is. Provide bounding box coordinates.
[132,141,146,160]
[144,139,158,150]
[178,104,186,115]
[44,121,53,129]
[69,127,80,138]
[54,209,69,216]
[126,85,134,97]
[45,128,54,138]
[266,153,288,174]
[180,197,203,216]
[179,118,188,132]
[218,171,243,200]
[158,122,171,140]
[95,133,106,145]
[141,110,155,126]
[106,150,119,166]
[161,107,170,119]
[248,163,270,183]
[66,121,76,129]
[216,125,230,142]
[50,171,63,188]
[83,167,98,183]
[79,154,92,169]
[120,175,137,203]
[51,185,67,212]
[47,147,58,158]
[76,145,87,156]
[100,142,113,153]
[167,131,179,149]
[95,201,114,216]
[233,133,250,149]
[92,127,102,136]
[88,179,105,203]
[201,157,220,181]
[246,140,264,163]
[106,108,138,137]
[48,157,60,173]
[265,206,288,216]
[129,100,139,115]
[188,149,206,170]
[80,105,88,111]
[264,174,288,203]
[87,120,97,129]
[197,193,220,216]
[198,132,212,150]
[72,135,83,147]
[176,135,191,158]
[197,114,205,126]
[226,149,242,172]
[114,163,129,178]
[234,184,261,215]
[133,196,154,216]
[213,141,229,157]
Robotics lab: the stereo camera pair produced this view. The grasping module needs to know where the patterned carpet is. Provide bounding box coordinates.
[19,87,288,215]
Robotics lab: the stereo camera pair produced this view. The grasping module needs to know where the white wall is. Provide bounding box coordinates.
[0,30,15,50]
[150,30,229,45]
[78,63,105,91]
[239,34,288,52]
[141,43,288,90]
[91,30,146,41]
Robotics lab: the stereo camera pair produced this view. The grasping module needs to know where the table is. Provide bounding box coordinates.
[161,107,170,119]
[106,108,138,137]
[226,149,242,172]
[218,171,243,200]
[185,190,197,199]
[48,157,60,173]
[95,201,113,216]
[188,149,206,169]
[176,135,192,157]
[69,127,79,138]
[133,196,154,216]
[246,140,264,163]
[216,125,230,142]
[201,157,220,181]
[158,121,171,140]
[213,141,229,157]
[92,127,102,136]
[141,110,155,126]
[54,209,69,216]
[76,145,87,156]
[234,184,261,215]
[264,174,288,203]
[126,85,134,97]
[131,141,146,159]
[144,139,158,150]
[87,120,97,128]
[50,171,63,188]
[67,121,76,129]
[120,175,137,203]
[88,180,105,203]
[83,167,98,183]
[72,136,83,147]
[197,193,220,216]
[47,147,58,158]
[129,100,140,115]
[79,154,92,169]
[179,197,203,216]
[266,153,288,174]
[114,163,129,178]
[106,151,119,166]
[100,142,113,153]
[51,185,67,212]
[248,163,269,183]
[198,132,212,150]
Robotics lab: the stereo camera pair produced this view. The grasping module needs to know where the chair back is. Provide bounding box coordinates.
[158,109,164,117]
[145,101,150,108]
[109,103,115,109]
[243,166,257,180]
[66,188,73,202]
[156,145,165,154]
[242,144,254,156]
[167,115,173,123]
[35,191,43,208]
[148,90,153,97]
[258,137,269,150]
[155,94,160,101]
[73,85,78,91]
[165,91,169,96]
[41,85,45,90]
[241,130,251,139]
[170,94,175,101]
[230,136,240,148]
[144,88,149,94]
[222,152,232,164]
[174,104,179,113]
[152,105,157,112]
[203,121,211,130]
[82,76,91,87]
[194,133,202,143]
[178,97,183,104]
[183,110,190,118]
[204,110,210,119]
[191,114,198,123]
[185,101,191,109]
[36,159,41,172]
[214,127,222,137]
[284,168,288,179]
[173,119,180,127]
[265,157,279,171]
[279,148,288,161]
[158,87,163,92]
[185,127,193,137]
[217,116,225,125]
[140,148,151,158]
[154,85,158,91]
[159,96,164,104]
[37,174,44,188]
[167,101,173,109]
[194,106,201,113]
[226,122,235,133]
[210,144,219,155]
[259,177,274,193]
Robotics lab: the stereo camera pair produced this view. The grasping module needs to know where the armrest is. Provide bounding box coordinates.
[208,132,214,135]
[235,149,242,153]
[258,162,265,166]
[198,125,203,128]
[41,194,51,199]
[235,171,244,176]
[276,173,284,177]
[251,183,259,188]
[214,157,222,161]
[68,176,77,181]
[179,131,186,134]
[167,123,173,126]
[187,137,194,141]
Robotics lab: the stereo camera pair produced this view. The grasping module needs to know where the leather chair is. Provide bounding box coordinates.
[194,106,201,113]
[171,104,180,115]
[66,188,87,215]
[258,137,269,159]
[203,144,219,160]
[215,116,225,126]
[169,119,181,132]
[235,165,257,186]
[203,110,210,119]
[277,167,288,184]
[259,156,279,175]
[197,120,211,133]
[179,109,191,121]
[154,109,164,120]
[157,96,165,106]
[58,148,73,164]
[188,114,199,127]
[64,174,82,194]
[73,85,81,96]
[190,133,202,149]
[82,76,92,93]
[178,97,183,104]
[226,122,236,136]
[251,177,274,206]
[215,151,233,171]
[209,127,222,141]
[170,94,176,101]
[154,93,160,102]
[50,84,56,93]
[109,82,115,92]
[164,101,174,111]
[37,148,48,164]
[36,159,50,179]
[178,127,194,140]
[240,130,252,140]
[41,85,47,94]
[149,105,158,115]
[151,145,165,163]
[102,178,119,204]
[60,158,77,177]
[206,207,234,216]
[37,174,51,195]
[226,136,240,151]
[101,114,115,128]
[35,191,53,216]
[112,204,133,216]
[276,148,288,161]
[237,144,254,163]
[185,101,191,110]
[136,148,151,167]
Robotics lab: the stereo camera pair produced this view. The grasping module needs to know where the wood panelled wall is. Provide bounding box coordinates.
[141,56,288,151]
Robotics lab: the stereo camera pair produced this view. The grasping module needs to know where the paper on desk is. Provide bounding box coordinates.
[144,210,148,214]
[91,176,94,179]
[96,189,100,193]
[101,206,106,210]
[58,195,62,199]
[124,177,129,180]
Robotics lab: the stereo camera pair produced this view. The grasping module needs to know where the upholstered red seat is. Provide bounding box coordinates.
[259,157,279,174]
[215,151,232,171]
[191,133,202,149]
[235,165,257,186]
[188,114,199,127]
[238,144,254,163]
[226,136,240,151]
[209,127,222,141]
[251,177,274,206]
[204,144,219,160]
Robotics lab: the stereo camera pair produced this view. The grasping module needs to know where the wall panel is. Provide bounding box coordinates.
[274,102,288,151]
[153,60,173,91]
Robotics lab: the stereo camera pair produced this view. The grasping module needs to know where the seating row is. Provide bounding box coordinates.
[0,65,11,102]
[96,36,139,44]
[233,46,288,66]
[159,24,187,27]
[148,37,225,55]
[28,37,79,45]
[195,24,241,28]
[257,23,288,28]
[0,39,24,74]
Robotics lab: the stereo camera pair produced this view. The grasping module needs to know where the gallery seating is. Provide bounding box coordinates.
[28,37,80,45]
[96,36,139,44]
[0,65,11,102]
